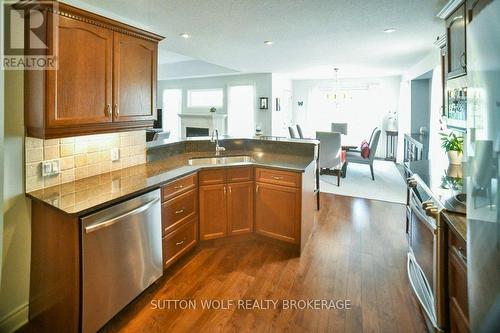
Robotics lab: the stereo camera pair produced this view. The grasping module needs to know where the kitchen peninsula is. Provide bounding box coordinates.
[25,136,318,333]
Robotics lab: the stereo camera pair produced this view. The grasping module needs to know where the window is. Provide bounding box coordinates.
[187,89,223,108]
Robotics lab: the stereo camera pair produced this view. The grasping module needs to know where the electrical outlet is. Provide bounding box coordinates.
[111,148,120,162]
[41,159,60,176]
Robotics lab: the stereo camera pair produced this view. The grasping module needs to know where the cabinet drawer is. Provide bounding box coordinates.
[161,173,197,202]
[161,189,197,236]
[227,167,253,183]
[162,218,197,269]
[449,243,468,318]
[255,168,301,188]
[199,169,226,185]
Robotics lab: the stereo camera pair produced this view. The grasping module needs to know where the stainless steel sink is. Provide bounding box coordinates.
[188,155,253,166]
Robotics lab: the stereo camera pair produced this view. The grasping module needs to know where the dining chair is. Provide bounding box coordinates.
[345,129,381,180]
[296,124,304,139]
[331,123,348,135]
[316,131,343,185]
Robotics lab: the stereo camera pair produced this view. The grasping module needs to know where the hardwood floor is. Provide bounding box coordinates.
[98,193,426,333]
[19,193,427,333]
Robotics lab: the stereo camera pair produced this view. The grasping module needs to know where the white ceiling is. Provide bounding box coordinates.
[66,0,447,78]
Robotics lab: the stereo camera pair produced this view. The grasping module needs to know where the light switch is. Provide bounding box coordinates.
[51,160,60,174]
[42,161,52,176]
[111,148,120,162]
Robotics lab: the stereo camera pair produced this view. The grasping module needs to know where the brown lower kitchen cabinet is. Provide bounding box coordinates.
[199,167,254,240]
[446,216,470,333]
[161,173,199,269]
[255,168,301,244]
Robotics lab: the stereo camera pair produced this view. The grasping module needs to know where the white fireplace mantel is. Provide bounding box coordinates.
[178,113,227,137]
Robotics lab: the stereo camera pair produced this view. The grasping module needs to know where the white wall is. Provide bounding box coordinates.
[157,73,273,136]
[410,79,431,133]
[292,76,402,158]
[271,74,293,137]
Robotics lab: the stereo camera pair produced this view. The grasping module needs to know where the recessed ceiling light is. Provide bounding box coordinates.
[179,33,191,39]
[264,41,273,46]
[384,28,396,33]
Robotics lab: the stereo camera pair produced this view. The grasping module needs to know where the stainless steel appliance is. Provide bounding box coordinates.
[466,0,500,331]
[81,190,163,333]
[407,176,446,332]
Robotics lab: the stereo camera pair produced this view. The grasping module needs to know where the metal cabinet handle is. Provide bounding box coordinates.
[460,52,466,69]
[175,209,184,214]
[256,185,259,193]
[174,184,184,190]
[176,240,185,246]
[106,104,111,117]
[223,186,226,195]
[453,245,467,264]
[228,186,231,194]
[114,104,119,117]
[272,176,283,180]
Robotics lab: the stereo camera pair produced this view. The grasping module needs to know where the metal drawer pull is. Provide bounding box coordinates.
[272,176,283,180]
[176,240,185,246]
[105,104,111,117]
[114,104,119,117]
[174,185,184,189]
[453,246,467,263]
[175,209,184,214]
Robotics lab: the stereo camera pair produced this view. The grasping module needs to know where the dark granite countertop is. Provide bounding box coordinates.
[442,211,467,242]
[26,150,315,216]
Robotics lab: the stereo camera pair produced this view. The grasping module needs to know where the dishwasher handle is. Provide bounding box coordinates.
[84,198,160,234]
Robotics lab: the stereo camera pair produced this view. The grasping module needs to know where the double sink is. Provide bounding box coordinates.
[188,155,254,166]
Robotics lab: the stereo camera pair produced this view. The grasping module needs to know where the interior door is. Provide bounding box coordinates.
[47,15,113,127]
[227,182,254,235]
[113,32,157,122]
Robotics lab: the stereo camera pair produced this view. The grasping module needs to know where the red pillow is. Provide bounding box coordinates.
[360,141,370,159]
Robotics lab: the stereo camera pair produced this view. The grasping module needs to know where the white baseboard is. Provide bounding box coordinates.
[0,303,28,333]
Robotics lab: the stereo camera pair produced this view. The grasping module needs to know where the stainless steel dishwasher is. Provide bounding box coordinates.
[81,189,162,333]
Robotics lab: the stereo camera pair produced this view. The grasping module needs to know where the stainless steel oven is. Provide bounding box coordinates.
[407,176,446,332]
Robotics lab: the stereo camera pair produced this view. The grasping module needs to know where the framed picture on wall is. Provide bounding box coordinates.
[259,97,269,109]
[276,97,281,111]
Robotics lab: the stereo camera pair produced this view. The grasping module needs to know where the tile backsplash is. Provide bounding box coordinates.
[25,131,146,192]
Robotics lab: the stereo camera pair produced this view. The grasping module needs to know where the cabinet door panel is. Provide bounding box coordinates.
[255,182,300,244]
[113,33,156,122]
[199,184,227,240]
[227,182,254,236]
[446,4,466,78]
[47,15,113,127]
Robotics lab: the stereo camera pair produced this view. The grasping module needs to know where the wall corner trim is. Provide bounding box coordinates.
[0,303,29,333]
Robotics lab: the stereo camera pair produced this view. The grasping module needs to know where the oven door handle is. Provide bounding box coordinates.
[410,196,437,232]
[407,252,441,330]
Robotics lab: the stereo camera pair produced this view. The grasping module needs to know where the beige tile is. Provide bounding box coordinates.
[60,144,75,157]
[110,135,120,148]
[98,139,111,151]
[129,145,145,157]
[44,146,60,160]
[75,142,87,155]
[111,160,122,171]
[26,148,43,163]
[60,156,74,170]
[61,169,75,183]
[99,161,111,173]
[60,137,75,144]
[134,154,146,165]
[75,154,87,167]
[120,136,131,147]
[120,147,130,158]
[121,157,133,168]
[99,151,109,162]
[44,174,61,187]
[26,175,44,192]
[88,164,101,177]
[43,139,59,147]
[26,137,43,149]
[132,132,146,146]
[75,166,88,180]
[87,141,100,153]
[87,152,100,165]
[26,163,41,177]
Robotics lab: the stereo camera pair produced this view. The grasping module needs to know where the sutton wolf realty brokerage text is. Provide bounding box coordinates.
[151,299,352,311]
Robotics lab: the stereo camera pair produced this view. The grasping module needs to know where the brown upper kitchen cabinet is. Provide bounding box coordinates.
[22,2,164,139]
[446,3,467,79]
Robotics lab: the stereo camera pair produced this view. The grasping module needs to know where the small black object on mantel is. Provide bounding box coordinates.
[385,130,398,162]
[259,97,269,109]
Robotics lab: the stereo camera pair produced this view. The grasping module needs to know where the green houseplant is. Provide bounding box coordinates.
[440,132,464,165]
[209,107,217,113]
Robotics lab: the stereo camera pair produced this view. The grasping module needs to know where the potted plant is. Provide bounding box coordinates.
[440,132,464,165]
[209,107,217,113]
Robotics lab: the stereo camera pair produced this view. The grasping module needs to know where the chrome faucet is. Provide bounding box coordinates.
[210,129,225,155]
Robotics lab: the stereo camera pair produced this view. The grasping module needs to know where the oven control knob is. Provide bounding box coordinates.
[426,207,438,217]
